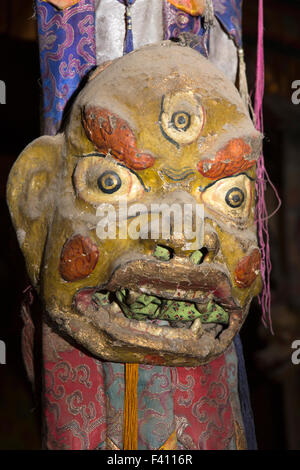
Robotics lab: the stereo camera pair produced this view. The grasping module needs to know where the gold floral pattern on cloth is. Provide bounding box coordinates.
[43,0,81,10]
[167,0,206,16]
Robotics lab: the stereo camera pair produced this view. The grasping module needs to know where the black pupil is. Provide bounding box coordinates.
[105,176,114,187]
[97,171,121,194]
[225,187,244,208]
[172,111,190,131]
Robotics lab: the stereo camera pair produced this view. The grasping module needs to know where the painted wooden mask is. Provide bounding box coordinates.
[7,42,262,366]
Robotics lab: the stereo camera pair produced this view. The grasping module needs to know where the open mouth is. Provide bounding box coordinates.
[71,258,245,365]
[93,289,229,337]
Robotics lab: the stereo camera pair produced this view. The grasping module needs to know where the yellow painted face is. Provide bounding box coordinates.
[7,43,262,366]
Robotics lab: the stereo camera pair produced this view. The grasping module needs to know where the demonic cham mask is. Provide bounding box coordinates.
[7,42,262,366]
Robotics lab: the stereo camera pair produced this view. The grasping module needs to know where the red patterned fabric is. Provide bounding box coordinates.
[44,347,107,449]
[173,355,235,449]
[42,326,236,449]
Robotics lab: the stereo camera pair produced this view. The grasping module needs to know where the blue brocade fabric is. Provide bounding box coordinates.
[234,334,258,449]
[36,0,243,135]
[36,0,96,135]
[213,0,243,48]
[163,1,210,57]
[163,0,243,56]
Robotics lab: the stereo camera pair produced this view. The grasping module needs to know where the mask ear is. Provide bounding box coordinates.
[7,134,64,290]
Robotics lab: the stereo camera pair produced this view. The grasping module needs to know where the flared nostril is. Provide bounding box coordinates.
[152,231,218,264]
[153,244,174,261]
[204,231,219,253]
[190,247,209,265]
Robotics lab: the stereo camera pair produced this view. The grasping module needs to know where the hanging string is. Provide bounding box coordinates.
[238,47,252,111]
[203,0,214,29]
[117,0,136,54]
[254,0,281,334]
[21,285,35,385]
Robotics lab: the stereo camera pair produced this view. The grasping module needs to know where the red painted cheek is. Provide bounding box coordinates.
[59,235,99,282]
[234,249,261,288]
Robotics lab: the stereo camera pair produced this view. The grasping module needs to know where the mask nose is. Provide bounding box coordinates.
[148,202,204,256]
[152,223,220,263]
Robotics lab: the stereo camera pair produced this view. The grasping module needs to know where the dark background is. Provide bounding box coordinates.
[0,0,300,450]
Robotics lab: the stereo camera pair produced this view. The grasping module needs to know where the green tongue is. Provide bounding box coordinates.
[93,290,229,325]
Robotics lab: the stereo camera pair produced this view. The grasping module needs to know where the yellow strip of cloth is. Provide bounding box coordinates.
[123,363,177,450]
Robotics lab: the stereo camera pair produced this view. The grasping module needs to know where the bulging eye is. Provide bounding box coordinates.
[97,171,122,194]
[74,156,145,205]
[225,187,245,208]
[200,174,253,224]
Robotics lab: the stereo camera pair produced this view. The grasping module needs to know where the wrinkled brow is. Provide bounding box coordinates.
[197,136,261,180]
[82,106,155,171]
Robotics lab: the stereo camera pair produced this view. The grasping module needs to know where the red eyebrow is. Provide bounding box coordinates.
[82,107,155,171]
[197,138,256,179]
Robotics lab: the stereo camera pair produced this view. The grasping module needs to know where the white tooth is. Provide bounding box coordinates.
[110,302,122,313]
[190,318,203,337]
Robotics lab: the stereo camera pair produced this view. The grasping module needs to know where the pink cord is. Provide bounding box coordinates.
[254,0,281,334]
[23,284,34,305]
